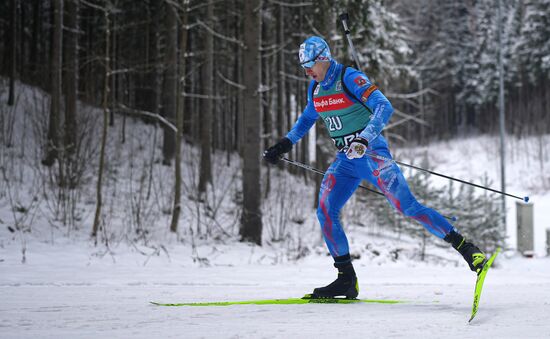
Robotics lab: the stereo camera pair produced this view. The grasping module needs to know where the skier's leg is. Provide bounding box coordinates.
[316,158,361,259]
[312,158,361,298]
[363,149,453,238]
[361,148,487,272]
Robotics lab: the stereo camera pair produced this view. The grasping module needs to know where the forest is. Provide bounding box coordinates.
[1,0,548,252]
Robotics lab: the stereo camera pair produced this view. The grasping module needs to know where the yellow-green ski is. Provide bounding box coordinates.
[469,247,500,323]
[150,295,403,307]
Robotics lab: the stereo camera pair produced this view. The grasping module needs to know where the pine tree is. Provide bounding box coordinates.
[441,176,505,252]
[514,0,550,83]
[467,0,498,109]
[341,0,412,84]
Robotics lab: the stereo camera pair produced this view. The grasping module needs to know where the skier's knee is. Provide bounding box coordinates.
[317,204,339,225]
[402,201,425,217]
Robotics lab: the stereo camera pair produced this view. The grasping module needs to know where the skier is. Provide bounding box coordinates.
[263,36,487,299]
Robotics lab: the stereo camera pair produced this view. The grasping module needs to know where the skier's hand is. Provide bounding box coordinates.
[345,137,369,160]
[263,137,293,165]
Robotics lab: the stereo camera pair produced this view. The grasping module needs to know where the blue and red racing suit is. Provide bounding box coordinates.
[286,60,456,262]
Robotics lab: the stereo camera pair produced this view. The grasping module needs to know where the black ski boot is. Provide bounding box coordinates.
[444,230,487,273]
[311,261,359,299]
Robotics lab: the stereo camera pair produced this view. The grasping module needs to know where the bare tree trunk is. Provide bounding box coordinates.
[296,6,309,182]
[8,0,17,106]
[188,32,199,141]
[109,9,116,127]
[64,0,78,162]
[261,7,272,198]
[19,0,26,82]
[234,0,244,156]
[286,77,296,174]
[223,7,232,164]
[82,4,93,103]
[30,0,41,81]
[162,2,178,165]
[298,79,309,181]
[239,0,262,245]
[43,0,63,166]
[153,3,162,122]
[198,0,213,194]
[92,7,110,240]
[276,4,285,138]
[170,0,188,233]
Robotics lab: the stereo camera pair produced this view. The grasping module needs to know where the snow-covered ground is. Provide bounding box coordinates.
[1,80,550,338]
[1,241,550,338]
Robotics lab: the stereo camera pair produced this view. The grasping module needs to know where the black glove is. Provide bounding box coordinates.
[263,137,293,165]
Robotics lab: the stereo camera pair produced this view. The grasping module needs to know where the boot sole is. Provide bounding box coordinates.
[303,293,358,300]
[311,284,359,299]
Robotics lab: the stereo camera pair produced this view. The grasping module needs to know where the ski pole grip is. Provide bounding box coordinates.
[339,13,350,34]
[339,13,349,23]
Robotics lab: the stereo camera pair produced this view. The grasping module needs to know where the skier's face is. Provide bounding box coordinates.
[304,61,330,82]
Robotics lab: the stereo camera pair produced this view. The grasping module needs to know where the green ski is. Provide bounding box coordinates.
[150,295,403,307]
[469,247,500,323]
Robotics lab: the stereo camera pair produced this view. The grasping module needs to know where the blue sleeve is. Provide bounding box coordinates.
[343,68,394,144]
[285,81,319,144]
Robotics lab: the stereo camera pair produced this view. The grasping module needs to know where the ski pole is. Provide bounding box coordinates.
[281,157,457,221]
[363,151,530,203]
[339,13,362,71]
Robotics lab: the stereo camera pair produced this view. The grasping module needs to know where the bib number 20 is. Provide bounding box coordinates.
[325,116,343,131]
